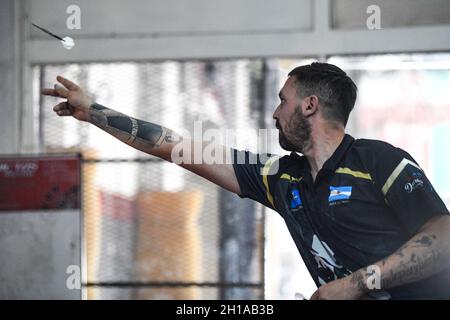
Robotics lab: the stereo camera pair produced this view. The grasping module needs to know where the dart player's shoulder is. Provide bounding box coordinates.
[353,137,397,154]
[351,137,412,170]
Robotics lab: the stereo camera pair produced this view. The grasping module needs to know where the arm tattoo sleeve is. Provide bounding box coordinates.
[350,270,368,293]
[350,230,448,295]
[89,103,175,149]
[380,234,441,289]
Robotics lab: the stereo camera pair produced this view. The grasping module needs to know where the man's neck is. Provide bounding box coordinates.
[303,127,345,182]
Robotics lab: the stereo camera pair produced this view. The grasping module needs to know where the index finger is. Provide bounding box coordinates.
[57,75,79,91]
[41,88,59,97]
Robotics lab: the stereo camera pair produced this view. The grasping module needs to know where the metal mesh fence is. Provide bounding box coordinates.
[36,60,268,299]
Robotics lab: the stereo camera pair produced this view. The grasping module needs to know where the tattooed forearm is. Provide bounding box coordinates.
[350,222,450,294]
[392,235,436,259]
[378,232,444,290]
[413,235,436,247]
[350,270,369,293]
[89,103,177,150]
[381,247,440,289]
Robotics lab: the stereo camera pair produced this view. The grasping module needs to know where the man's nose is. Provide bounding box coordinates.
[272,105,280,120]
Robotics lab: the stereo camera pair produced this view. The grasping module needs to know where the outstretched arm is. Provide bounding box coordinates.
[42,76,241,194]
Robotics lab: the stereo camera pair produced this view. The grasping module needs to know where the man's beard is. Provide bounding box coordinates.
[277,107,312,153]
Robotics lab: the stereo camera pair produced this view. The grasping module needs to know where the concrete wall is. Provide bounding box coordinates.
[332,0,450,29]
[25,0,450,63]
[0,1,81,297]
[0,0,20,154]
[29,0,313,37]
[0,211,81,299]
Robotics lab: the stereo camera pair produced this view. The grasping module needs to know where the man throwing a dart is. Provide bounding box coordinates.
[42,62,450,300]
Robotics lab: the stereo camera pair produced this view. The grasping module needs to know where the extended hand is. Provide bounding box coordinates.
[41,76,92,122]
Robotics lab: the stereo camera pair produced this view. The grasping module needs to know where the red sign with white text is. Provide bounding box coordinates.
[0,154,81,211]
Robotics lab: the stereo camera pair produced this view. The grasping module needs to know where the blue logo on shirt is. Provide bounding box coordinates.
[328,186,352,202]
[290,188,303,209]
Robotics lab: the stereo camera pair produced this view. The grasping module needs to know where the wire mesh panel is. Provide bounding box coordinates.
[37,60,267,299]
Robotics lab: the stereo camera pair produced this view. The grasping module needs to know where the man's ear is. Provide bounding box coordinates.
[303,95,319,117]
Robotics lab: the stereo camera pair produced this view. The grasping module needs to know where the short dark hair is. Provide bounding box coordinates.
[288,62,357,127]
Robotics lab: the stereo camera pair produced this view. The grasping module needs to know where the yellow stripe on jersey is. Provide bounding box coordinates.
[382,158,422,196]
[280,173,302,182]
[335,167,372,180]
[262,156,280,209]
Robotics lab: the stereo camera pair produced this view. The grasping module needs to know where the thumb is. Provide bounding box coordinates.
[54,83,69,98]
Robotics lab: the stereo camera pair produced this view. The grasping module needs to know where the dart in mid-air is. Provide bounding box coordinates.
[32,23,75,50]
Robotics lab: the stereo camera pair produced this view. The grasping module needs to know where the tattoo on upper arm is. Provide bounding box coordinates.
[89,103,172,148]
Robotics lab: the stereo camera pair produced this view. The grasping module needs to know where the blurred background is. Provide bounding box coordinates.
[1,0,450,299]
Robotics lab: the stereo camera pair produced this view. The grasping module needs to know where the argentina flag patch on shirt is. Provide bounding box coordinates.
[328,186,352,202]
